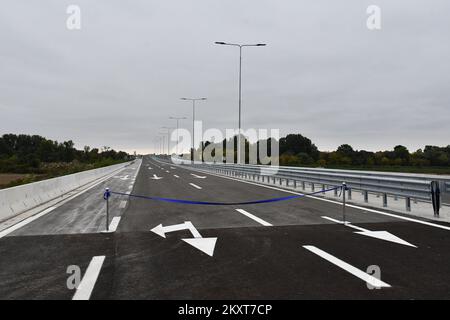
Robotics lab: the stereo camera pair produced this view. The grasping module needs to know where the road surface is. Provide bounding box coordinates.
[1,156,450,299]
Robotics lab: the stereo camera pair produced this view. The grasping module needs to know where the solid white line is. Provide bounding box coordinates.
[119,200,127,209]
[72,256,106,300]
[108,217,121,232]
[181,167,450,231]
[303,245,391,288]
[174,175,180,178]
[189,183,202,190]
[235,209,273,226]
[0,207,56,239]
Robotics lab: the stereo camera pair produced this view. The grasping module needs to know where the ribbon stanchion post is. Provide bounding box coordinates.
[342,182,348,224]
[103,188,111,232]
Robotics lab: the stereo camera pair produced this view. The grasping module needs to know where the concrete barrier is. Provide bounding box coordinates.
[0,161,133,222]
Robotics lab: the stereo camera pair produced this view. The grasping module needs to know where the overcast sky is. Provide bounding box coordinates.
[1,0,449,154]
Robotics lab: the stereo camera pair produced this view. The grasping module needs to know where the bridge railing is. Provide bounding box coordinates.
[165,156,448,214]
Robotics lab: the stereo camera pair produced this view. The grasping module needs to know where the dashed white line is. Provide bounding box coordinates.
[174,175,180,178]
[303,245,391,288]
[108,217,121,232]
[72,256,106,300]
[119,201,127,209]
[235,209,273,227]
[189,183,202,190]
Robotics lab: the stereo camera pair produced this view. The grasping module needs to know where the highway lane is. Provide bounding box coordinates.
[2,156,450,299]
[93,156,450,299]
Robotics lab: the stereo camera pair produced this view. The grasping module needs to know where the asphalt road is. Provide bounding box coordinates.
[1,156,450,299]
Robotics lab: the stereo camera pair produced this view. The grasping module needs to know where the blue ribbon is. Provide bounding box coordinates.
[103,190,111,200]
[109,186,340,206]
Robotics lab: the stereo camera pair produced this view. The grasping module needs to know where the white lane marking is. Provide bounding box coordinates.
[183,167,450,231]
[189,183,202,190]
[108,217,121,232]
[0,207,56,239]
[151,174,163,180]
[128,185,133,190]
[191,173,207,179]
[235,209,273,227]
[303,245,391,288]
[166,171,170,173]
[170,167,176,170]
[174,175,180,178]
[72,256,106,300]
[119,201,127,209]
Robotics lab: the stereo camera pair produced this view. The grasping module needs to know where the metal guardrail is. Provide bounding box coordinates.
[162,156,448,214]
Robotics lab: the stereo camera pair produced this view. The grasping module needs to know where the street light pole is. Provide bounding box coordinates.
[180,97,207,162]
[214,41,266,164]
[169,116,187,156]
[160,127,174,155]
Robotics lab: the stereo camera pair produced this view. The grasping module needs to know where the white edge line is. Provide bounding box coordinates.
[236,209,273,227]
[189,183,202,190]
[303,245,391,288]
[0,207,56,238]
[177,166,450,231]
[72,255,106,300]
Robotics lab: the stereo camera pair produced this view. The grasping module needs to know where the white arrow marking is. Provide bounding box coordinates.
[191,173,206,179]
[151,174,163,180]
[151,221,217,256]
[151,223,187,238]
[303,245,391,288]
[322,216,417,248]
[151,221,201,238]
[173,175,180,178]
[182,238,217,257]
[120,175,130,181]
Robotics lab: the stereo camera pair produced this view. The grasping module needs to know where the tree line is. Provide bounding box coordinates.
[198,134,450,170]
[0,134,131,174]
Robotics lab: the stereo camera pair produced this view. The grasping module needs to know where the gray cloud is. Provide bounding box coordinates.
[1,0,449,153]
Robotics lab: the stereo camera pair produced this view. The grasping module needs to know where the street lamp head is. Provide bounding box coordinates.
[215,41,227,45]
[256,43,267,46]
